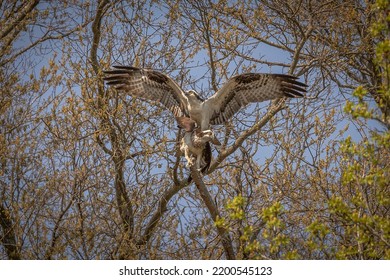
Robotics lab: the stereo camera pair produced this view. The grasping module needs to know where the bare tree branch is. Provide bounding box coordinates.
[190,165,235,260]
[209,100,286,173]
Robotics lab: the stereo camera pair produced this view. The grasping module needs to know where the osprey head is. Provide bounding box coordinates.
[196,129,222,146]
[185,90,204,102]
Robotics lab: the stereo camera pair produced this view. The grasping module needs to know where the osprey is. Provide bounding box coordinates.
[176,116,221,173]
[103,66,307,131]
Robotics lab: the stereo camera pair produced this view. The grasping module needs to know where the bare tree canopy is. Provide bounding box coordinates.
[1,0,388,260]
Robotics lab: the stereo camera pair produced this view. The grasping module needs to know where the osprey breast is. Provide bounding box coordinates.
[192,132,205,149]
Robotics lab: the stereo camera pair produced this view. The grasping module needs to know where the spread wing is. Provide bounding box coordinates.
[205,73,307,125]
[103,66,189,118]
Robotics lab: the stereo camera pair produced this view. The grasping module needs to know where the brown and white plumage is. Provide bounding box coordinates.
[206,73,307,126]
[176,117,221,173]
[103,66,188,118]
[103,66,307,130]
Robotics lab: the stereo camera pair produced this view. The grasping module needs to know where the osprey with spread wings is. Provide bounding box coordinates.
[103,66,307,174]
[103,66,307,131]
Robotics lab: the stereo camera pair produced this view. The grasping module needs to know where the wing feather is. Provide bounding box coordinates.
[103,66,189,117]
[206,73,307,125]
